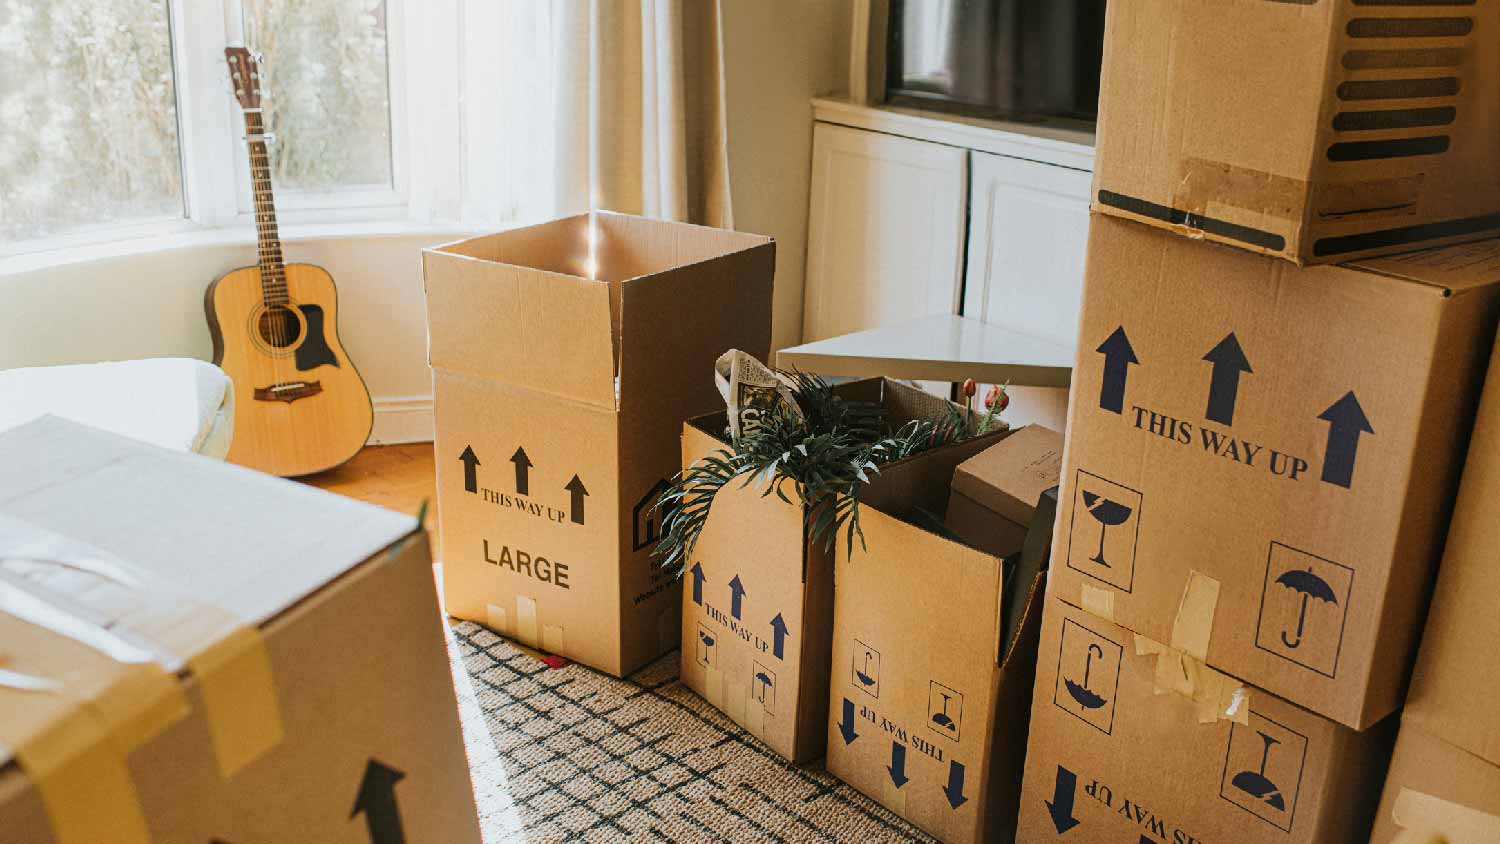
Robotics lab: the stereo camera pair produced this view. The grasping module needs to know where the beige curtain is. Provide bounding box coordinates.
[552,0,732,227]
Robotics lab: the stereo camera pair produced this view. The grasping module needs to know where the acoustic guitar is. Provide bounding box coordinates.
[206,47,373,477]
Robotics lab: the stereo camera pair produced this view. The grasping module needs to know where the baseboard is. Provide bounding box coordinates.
[370,394,434,445]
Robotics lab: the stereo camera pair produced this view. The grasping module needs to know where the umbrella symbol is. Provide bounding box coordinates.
[1275,567,1337,650]
[1064,643,1109,710]
[1231,731,1286,812]
[932,691,957,732]
[697,630,716,665]
[753,671,774,704]
[855,651,877,688]
[1081,491,1133,568]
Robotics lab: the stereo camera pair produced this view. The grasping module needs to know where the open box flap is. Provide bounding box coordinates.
[424,225,617,410]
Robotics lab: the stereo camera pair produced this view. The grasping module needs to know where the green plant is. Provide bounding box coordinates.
[653,373,984,577]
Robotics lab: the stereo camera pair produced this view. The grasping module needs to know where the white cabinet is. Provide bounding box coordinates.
[963,152,1091,430]
[802,122,967,343]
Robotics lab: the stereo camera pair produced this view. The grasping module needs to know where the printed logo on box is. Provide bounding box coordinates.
[752,660,777,714]
[1066,470,1143,593]
[695,623,717,669]
[1254,542,1355,679]
[1220,711,1308,832]
[851,639,881,699]
[1053,618,1123,735]
[927,681,963,742]
[632,478,674,552]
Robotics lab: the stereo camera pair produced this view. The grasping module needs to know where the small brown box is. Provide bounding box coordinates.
[945,424,1064,561]
[1092,0,1500,264]
[423,212,775,677]
[1050,215,1500,728]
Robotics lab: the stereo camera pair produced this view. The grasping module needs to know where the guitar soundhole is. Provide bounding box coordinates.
[257,305,301,348]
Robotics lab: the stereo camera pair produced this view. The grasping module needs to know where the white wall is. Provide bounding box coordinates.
[0,231,460,443]
[721,0,850,353]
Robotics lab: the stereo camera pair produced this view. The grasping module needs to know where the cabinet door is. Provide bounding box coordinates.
[964,151,1091,430]
[802,123,967,343]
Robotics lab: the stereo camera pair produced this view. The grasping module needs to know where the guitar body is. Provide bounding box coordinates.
[206,262,373,476]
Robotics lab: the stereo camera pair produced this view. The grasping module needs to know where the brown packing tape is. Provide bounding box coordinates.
[1393,788,1500,841]
[542,624,565,655]
[704,666,724,708]
[188,625,284,779]
[1080,584,1115,622]
[1171,570,1220,662]
[515,595,540,647]
[485,603,509,636]
[1172,158,1306,221]
[1135,635,1250,726]
[9,698,152,844]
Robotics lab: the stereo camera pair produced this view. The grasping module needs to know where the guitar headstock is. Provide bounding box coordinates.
[225,47,263,110]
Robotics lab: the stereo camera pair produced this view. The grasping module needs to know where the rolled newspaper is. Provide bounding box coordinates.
[714,350,804,442]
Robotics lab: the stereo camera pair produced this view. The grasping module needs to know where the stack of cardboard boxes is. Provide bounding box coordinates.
[1017,1,1500,841]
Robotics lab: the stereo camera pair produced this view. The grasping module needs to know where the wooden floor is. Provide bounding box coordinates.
[302,442,441,556]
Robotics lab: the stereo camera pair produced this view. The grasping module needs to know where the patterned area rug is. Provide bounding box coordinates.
[447,621,933,843]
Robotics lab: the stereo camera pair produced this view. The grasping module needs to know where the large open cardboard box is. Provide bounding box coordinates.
[1018,595,1394,843]
[1370,340,1500,842]
[0,417,480,843]
[678,378,1006,762]
[1051,215,1500,729]
[423,211,775,677]
[1092,0,1500,264]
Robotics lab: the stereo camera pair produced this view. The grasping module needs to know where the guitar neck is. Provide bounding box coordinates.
[243,110,288,306]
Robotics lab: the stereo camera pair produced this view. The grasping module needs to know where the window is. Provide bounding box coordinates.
[0,1,185,242]
[0,0,458,258]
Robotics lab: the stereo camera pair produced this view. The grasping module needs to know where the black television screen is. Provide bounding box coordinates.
[886,0,1106,123]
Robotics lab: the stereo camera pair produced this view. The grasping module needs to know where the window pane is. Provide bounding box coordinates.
[0,0,184,242]
[243,0,392,192]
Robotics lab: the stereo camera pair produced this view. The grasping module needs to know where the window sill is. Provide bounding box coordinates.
[0,220,482,277]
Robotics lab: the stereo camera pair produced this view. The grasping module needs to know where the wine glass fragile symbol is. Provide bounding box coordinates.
[1231,732,1286,812]
[932,692,956,731]
[1082,490,1133,568]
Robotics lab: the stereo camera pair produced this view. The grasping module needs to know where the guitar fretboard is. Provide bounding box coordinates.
[243,110,288,306]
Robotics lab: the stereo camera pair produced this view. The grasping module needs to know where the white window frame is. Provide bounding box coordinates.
[1,0,464,260]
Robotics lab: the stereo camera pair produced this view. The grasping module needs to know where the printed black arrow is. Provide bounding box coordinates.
[565,475,588,524]
[690,562,705,606]
[1318,391,1374,489]
[458,446,480,494]
[510,447,533,496]
[838,698,859,745]
[1096,326,1140,415]
[351,759,406,844]
[728,575,746,620]
[769,613,788,660]
[1202,332,1253,426]
[943,760,968,810]
[1045,764,1081,834]
[887,742,909,789]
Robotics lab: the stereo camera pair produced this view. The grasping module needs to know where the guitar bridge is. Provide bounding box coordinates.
[254,380,323,403]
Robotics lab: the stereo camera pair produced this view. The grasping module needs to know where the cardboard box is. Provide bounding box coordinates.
[1092,0,1500,264]
[826,479,1052,844]
[1017,595,1395,843]
[1050,215,1500,728]
[0,417,480,844]
[1369,339,1500,842]
[424,211,775,677]
[678,378,1005,762]
[945,424,1064,561]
